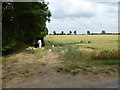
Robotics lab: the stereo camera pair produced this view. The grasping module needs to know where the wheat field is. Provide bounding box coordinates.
[45,35,118,51]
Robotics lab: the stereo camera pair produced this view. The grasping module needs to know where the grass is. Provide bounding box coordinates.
[45,35,119,60]
[3,61,46,80]
[55,59,119,75]
[45,35,119,75]
[2,48,47,81]
[45,35,118,51]
[2,35,119,79]
[2,47,46,66]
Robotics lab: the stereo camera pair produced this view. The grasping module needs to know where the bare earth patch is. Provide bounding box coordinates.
[2,50,118,88]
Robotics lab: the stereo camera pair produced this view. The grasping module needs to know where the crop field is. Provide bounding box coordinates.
[2,35,119,80]
[45,35,118,51]
[44,35,119,75]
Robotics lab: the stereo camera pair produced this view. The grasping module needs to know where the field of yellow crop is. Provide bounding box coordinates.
[45,35,118,51]
[45,35,119,75]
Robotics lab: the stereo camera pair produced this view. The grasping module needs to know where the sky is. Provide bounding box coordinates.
[45,0,118,34]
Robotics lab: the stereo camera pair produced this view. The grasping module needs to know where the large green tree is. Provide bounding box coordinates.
[2,1,51,54]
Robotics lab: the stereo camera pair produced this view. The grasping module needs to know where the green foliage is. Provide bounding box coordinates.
[69,31,72,35]
[60,31,65,35]
[53,31,56,35]
[73,31,77,35]
[2,2,51,55]
[102,30,106,34]
[87,30,90,35]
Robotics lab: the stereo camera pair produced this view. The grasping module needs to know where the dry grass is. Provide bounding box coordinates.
[2,48,47,81]
[45,35,119,75]
[55,59,119,75]
[45,35,118,51]
[2,35,119,79]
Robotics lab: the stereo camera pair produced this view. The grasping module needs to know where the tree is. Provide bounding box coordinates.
[69,31,72,35]
[102,30,106,34]
[87,31,90,35]
[73,31,77,35]
[53,31,56,35]
[60,31,64,35]
[2,2,51,55]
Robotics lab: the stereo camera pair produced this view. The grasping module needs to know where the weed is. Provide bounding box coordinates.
[55,59,119,75]
[63,46,83,60]
[92,50,119,60]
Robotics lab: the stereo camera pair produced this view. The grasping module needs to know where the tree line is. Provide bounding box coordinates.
[87,30,119,35]
[2,1,51,55]
[50,31,77,35]
[50,30,119,35]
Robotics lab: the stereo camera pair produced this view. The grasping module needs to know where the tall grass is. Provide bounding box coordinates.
[45,35,118,51]
[45,35,119,75]
[45,35,119,60]
[92,50,119,60]
[63,46,83,60]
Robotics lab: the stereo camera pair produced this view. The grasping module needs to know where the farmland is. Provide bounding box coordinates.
[3,35,119,75]
[44,35,119,75]
[45,35,118,51]
[2,35,119,88]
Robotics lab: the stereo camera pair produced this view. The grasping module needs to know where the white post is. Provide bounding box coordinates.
[37,40,42,48]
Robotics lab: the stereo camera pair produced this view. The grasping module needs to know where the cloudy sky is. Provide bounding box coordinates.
[45,0,118,34]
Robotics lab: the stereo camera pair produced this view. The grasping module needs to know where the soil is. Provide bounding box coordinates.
[2,50,119,88]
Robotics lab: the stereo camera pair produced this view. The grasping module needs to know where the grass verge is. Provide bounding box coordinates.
[55,59,119,75]
[2,48,47,81]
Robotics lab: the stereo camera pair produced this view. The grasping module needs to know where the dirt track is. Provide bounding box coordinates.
[3,51,118,88]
